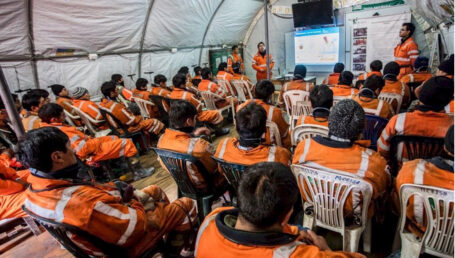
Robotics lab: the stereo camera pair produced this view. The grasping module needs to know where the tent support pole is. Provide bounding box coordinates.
[0,67,25,141]
[138,0,156,77]
[198,0,226,66]
[264,0,270,80]
[27,0,40,89]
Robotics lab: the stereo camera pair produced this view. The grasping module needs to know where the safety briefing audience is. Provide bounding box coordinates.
[295,84,332,127]
[331,71,358,97]
[357,60,383,81]
[323,62,344,85]
[277,64,314,107]
[352,75,394,119]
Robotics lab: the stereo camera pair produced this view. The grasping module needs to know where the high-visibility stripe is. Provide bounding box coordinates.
[182,92,188,100]
[267,106,274,122]
[298,140,311,164]
[88,105,102,120]
[378,137,390,151]
[69,134,81,143]
[207,82,213,93]
[55,186,81,222]
[28,116,39,131]
[408,50,419,55]
[413,160,426,225]
[445,104,451,113]
[408,74,414,83]
[187,138,198,155]
[356,149,372,178]
[273,241,300,257]
[121,109,136,125]
[24,199,57,220]
[195,214,217,254]
[217,139,229,159]
[395,57,410,62]
[119,139,126,157]
[267,146,276,162]
[376,100,384,116]
[409,55,419,59]
[74,140,86,153]
[395,113,406,134]
[117,207,137,245]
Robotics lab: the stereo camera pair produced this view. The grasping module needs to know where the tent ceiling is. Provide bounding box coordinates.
[0,0,29,56]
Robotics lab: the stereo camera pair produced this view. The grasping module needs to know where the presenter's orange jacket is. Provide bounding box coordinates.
[351,95,394,119]
[396,158,454,238]
[252,52,274,81]
[169,88,223,125]
[238,99,291,148]
[215,137,291,166]
[22,111,41,132]
[196,207,365,258]
[278,80,314,107]
[322,73,340,85]
[157,128,225,189]
[227,53,244,74]
[99,99,164,135]
[293,136,390,218]
[380,79,411,108]
[24,172,196,257]
[331,84,359,97]
[40,122,137,162]
[377,110,453,159]
[0,163,27,220]
[394,37,419,79]
[357,71,382,81]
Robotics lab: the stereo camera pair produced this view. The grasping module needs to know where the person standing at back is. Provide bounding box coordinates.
[394,22,419,79]
[227,45,244,74]
[252,42,274,82]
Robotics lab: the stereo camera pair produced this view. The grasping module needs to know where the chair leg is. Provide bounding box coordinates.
[343,227,362,252]
[392,223,402,252]
[196,198,205,224]
[400,233,423,258]
[202,195,214,219]
[362,219,372,253]
[23,217,41,236]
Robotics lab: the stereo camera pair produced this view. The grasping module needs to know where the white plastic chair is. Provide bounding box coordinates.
[70,105,112,138]
[200,91,235,125]
[266,120,282,146]
[398,184,454,258]
[291,164,373,252]
[131,96,155,119]
[63,109,80,127]
[292,124,329,146]
[283,90,310,130]
[332,96,349,108]
[378,92,402,115]
[217,79,235,97]
[231,80,253,102]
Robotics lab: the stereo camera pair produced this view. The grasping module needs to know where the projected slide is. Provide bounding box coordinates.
[295,27,340,65]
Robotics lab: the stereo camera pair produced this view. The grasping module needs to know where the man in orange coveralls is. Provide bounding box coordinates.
[0,163,28,220]
[18,127,197,257]
[252,42,274,82]
[196,162,364,258]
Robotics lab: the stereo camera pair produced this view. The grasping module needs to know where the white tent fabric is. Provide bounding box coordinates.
[0,0,452,98]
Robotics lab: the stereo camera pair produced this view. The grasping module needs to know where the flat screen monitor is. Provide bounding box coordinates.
[294,27,340,65]
[292,1,333,27]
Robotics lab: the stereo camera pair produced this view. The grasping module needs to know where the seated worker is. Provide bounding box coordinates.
[378,76,454,159]
[278,64,314,107]
[18,127,197,257]
[112,73,134,102]
[196,162,364,258]
[237,80,291,149]
[293,100,390,218]
[21,92,44,132]
[400,56,432,87]
[193,66,202,80]
[178,66,198,94]
[232,62,254,94]
[50,84,74,114]
[216,102,291,166]
[352,75,394,119]
[169,73,228,134]
[198,67,238,108]
[151,74,172,97]
[132,78,159,118]
[381,61,411,108]
[99,81,165,136]
[216,62,233,82]
[71,87,104,120]
[29,89,51,105]
[395,125,454,238]
[157,100,226,189]
[322,62,344,85]
[295,85,333,128]
[331,71,358,97]
[0,163,28,220]
[357,60,383,81]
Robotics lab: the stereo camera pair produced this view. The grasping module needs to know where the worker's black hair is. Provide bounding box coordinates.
[333,63,345,73]
[136,78,148,90]
[310,85,333,109]
[254,80,275,102]
[232,45,239,51]
[218,62,228,72]
[172,73,187,88]
[194,66,202,75]
[257,42,265,48]
[363,75,385,93]
[29,89,49,99]
[201,67,212,80]
[38,103,63,123]
[154,74,167,85]
[370,60,383,72]
[169,100,197,129]
[402,22,415,36]
[178,66,189,75]
[101,81,117,98]
[22,92,42,111]
[236,102,267,147]
[111,74,123,83]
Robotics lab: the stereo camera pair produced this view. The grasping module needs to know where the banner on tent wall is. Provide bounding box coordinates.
[351,12,411,74]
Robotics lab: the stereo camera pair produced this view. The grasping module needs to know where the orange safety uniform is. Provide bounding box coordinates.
[22,111,41,132]
[227,53,244,74]
[278,80,314,107]
[293,136,390,218]
[396,158,454,237]
[24,172,196,257]
[0,163,27,220]
[169,88,223,125]
[394,37,419,79]
[131,89,159,118]
[215,137,291,166]
[157,129,225,189]
[198,79,237,109]
[377,110,453,158]
[120,87,134,101]
[252,52,274,82]
[232,73,254,95]
[238,99,291,148]
[351,95,394,119]
[400,71,432,86]
[99,99,164,135]
[357,71,382,81]
[72,99,103,121]
[295,114,329,127]
[56,97,75,114]
[445,100,454,114]
[322,73,340,85]
[196,207,364,258]
[331,84,359,97]
[381,79,411,107]
[216,71,233,82]
[150,86,171,113]
[193,75,202,80]
[40,122,137,162]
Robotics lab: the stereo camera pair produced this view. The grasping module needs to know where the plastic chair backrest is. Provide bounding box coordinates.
[217,79,235,96]
[283,90,311,129]
[266,120,282,146]
[292,124,329,145]
[399,184,454,257]
[98,108,132,137]
[149,95,170,122]
[291,165,372,233]
[332,96,348,107]
[389,135,445,176]
[131,97,155,118]
[378,92,402,114]
[22,205,128,258]
[152,147,212,198]
[231,80,252,102]
[70,105,110,137]
[362,114,388,150]
[212,157,248,193]
[63,110,79,127]
[200,91,219,110]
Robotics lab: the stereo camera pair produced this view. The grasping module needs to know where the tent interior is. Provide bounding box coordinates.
[0,0,453,257]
